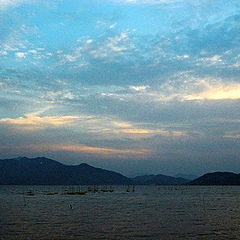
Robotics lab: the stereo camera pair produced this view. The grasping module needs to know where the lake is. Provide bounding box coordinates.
[1,185,240,239]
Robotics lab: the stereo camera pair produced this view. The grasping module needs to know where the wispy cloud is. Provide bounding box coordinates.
[125,78,240,102]
[111,120,187,139]
[0,143,151,159]
[90,31,134,60]
[45,143,151,158]
[183,83,240,101]
[224,133,240,139]
[0,111,82,130]
[0,0,27,10]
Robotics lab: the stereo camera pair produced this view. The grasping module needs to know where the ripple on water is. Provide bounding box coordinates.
[1,185,240,240]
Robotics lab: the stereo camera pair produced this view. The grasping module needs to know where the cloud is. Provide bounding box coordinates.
[90,31,134,59]
[0,143,151,159]
[109,23,117,29]
[224,134,240,139]
[183,83,240,101]
[43,143,151,158]
[0,106,188,141]
[0,0,27,10]
[175,55,190,60]
[15,52,26,58]
[0,50,7,56]
[129,85,149,92]
[0,24,37,56]
[125,78,240,103]
[197,55,223,67]
[111,120,187,139]
[113,128,186,138]
[0,111,82,130]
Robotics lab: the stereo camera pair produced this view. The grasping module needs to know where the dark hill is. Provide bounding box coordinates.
[0,157,133,185]
[189,172,240,185]
[133,174,189,185]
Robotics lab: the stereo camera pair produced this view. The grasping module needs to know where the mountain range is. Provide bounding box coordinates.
[0,157,190,185]
[0,157,240,185]
[0,157,132,185]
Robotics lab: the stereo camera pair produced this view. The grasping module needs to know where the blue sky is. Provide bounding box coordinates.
[0,0,240,176]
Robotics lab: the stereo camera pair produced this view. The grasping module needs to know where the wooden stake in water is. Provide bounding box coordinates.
[23,186,26,206]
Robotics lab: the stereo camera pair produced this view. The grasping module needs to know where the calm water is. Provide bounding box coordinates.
[1,185,240,240]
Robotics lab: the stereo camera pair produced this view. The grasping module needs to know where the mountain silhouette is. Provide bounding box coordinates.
[0,157,133,185]
[189,172,240,185]
[2,157,239,185]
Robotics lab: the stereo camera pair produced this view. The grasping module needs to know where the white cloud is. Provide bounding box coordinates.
[28,49,37,54]
[1,24,35,54]
[15,52,26,58]
[197,55,223,66]
[45,90,75,101]
[63,54,78,62]
[109,23,117,29]
[0,50,7,56]
[90,31,134,59]
[0,0,29,10]
[107,32,130,52]
[176,55,190,60]
[86,39,93,44]
[59,32,134,65]
[129,85,149,92]
[232,62,240,68]
[59,39,92,65]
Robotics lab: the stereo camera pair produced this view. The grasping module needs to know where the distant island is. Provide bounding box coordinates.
[0,157,240,185]
[189,172,240,185]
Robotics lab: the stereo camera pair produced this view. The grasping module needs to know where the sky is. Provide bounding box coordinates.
[0,0,240,177]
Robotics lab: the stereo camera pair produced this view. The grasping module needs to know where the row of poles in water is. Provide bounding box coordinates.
[22,185,136,197]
